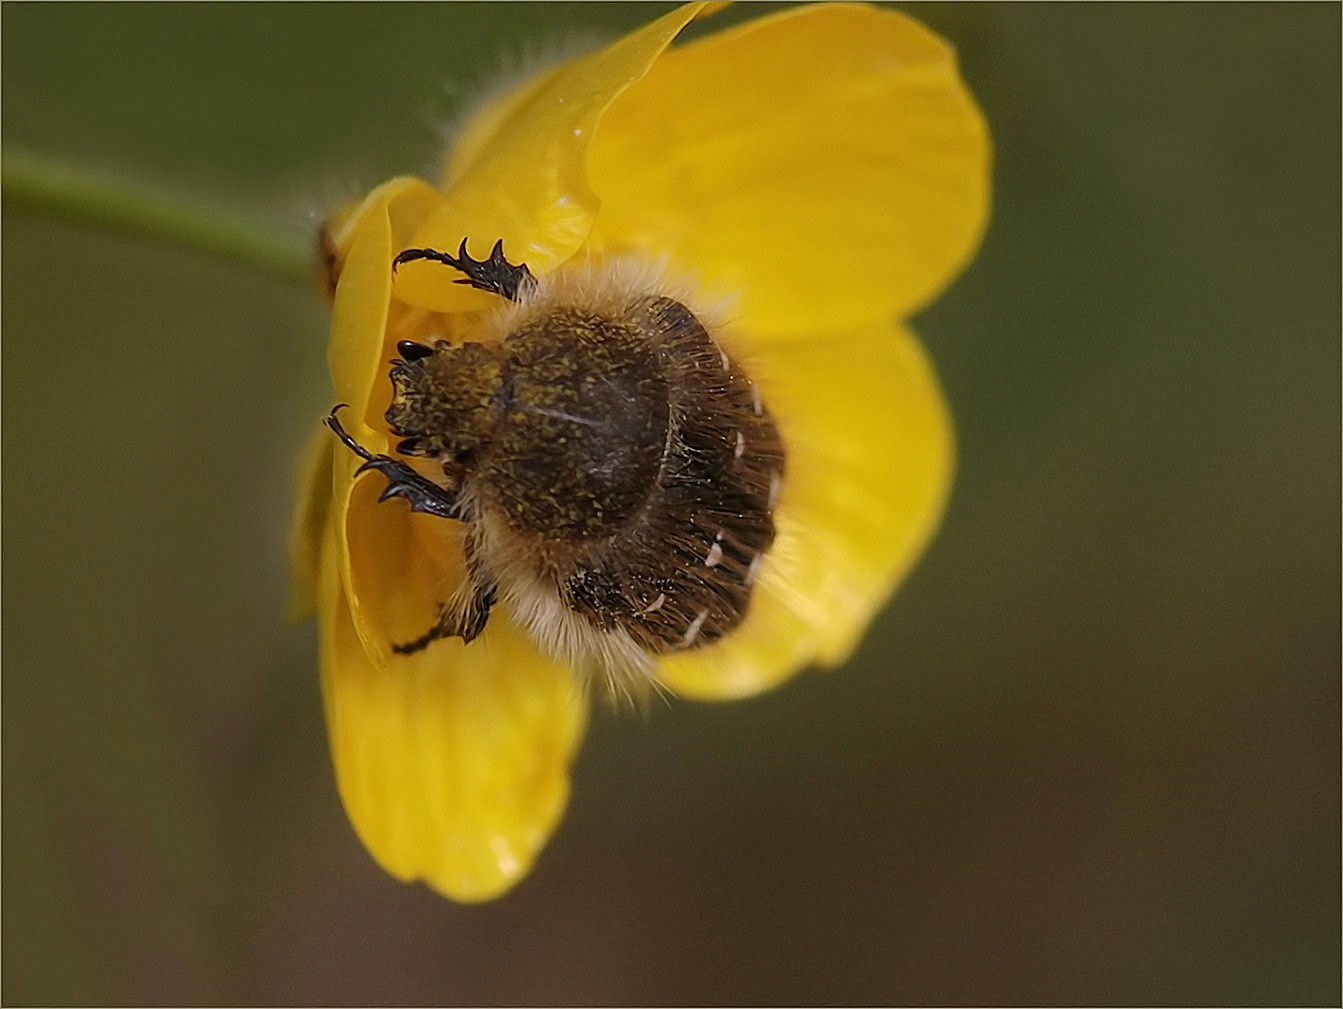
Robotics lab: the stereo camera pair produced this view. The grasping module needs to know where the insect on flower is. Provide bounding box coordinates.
[325,241,784,699]
[290,1,990,902]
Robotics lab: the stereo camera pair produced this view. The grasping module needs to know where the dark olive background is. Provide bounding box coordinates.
[3,3,1338,1005]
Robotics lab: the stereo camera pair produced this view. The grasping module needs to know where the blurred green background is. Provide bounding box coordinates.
[4,3,1338,1004]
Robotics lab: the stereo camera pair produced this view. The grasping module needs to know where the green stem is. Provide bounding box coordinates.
[2,149,314,285]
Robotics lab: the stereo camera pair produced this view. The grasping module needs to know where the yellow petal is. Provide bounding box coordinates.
[338,460,470,667]
[318,520,588,903]
[328,176,442,423]
[585,2,991,334]
[285,427,335,623]
[391,3,710,315]
[658,321,953,699]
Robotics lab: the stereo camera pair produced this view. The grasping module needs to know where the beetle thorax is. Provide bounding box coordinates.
[388,306,673,542]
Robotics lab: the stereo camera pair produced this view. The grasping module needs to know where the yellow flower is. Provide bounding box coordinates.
[290,2,989,902]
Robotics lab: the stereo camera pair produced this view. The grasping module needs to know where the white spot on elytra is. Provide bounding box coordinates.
[719,347,731,371]
[751,383,763,416]
[768,470,782,508]
[744,552,763,586]
[705,539,723,568]
[681,608,709,647]
[734,430,745,460]
[642,592,666,614]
